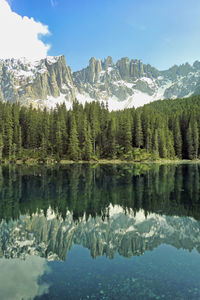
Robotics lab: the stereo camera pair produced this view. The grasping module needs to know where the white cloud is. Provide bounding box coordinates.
[0,0,50,60]
[0,256,50,300]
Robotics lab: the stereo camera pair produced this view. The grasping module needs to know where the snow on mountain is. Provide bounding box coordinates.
[0,55,200,110]
[0,55,76,108]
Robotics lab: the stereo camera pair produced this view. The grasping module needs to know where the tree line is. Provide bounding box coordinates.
[0,95,200,161]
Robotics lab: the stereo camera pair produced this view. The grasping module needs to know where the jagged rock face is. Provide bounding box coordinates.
[73,56,200,109]
[1,55,200,109]
[116,57,145,79]
[0,55,76,108]
[1,206,200,261]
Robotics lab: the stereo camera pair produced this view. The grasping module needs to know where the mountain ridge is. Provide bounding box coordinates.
[0,55,200,110]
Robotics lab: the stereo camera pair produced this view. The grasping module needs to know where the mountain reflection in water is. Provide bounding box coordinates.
[1,164,200,299]
[0,163,200,261]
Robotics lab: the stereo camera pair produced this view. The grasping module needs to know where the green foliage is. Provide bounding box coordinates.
[0,134,3,161]
[82,118,93,161]
[186,119,199,159]
[0,95,200,161]
[68,114,80,161]
[132,148,151,161]
[133,111,143,148]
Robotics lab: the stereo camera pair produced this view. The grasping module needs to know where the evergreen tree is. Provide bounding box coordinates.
[0,134,3,161]
[17,127,22,158]
[173,118,182,158]
[118,114,132,155]
[0,94,200,162]
[186,123,194,159]
[82,119,93,161]
[192,120,199,159]
[187,119,199,159]
[145,128,152,152]
[55,121,62,159]
[158,128,167,158]
[133,112,143,148]
[41,134,47,160]
[68,114,80,161]
[88,103,100,155]
[105,119,116,159]
[152,129,159,159]
[11,143,17,162]
[166,129,175,159]
[3,104,13,159]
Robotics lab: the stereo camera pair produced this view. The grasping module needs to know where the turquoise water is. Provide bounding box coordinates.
[0,164,200,299]
[36,245,200,300]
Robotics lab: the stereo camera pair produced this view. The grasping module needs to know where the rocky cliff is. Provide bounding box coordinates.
[0,55,76,108]
[1,55,200,110]
[73,56,200,109]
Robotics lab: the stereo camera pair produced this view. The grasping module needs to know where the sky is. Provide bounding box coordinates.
[0,0,200,71]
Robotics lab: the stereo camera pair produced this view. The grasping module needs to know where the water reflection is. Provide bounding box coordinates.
[0,163,200,261]
[0,163,200,222]
[1,164,200,300]
[1,205,200,262]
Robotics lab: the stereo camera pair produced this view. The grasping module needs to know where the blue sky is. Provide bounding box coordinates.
[3,0,200,71]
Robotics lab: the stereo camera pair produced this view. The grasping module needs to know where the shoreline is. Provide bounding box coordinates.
[1,158,200,166]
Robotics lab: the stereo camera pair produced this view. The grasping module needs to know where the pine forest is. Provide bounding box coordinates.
[0,95,200,162]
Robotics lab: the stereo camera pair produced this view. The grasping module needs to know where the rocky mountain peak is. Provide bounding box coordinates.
[116,57,145,80]
[104,56,114,68]
[1,55,200,110]
[0,55,76,108]
[87,57,103,83]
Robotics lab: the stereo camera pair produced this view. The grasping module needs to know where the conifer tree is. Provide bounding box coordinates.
[0,94,200,161]
[41,134,47,160]
[152,129,159,159]
[89,103,100,155]
[119,114,132,154]
[186,123,194,159]
[12,143,17,162]
[105,119,116,159]
[192,120,199,159]
[57,104,68,155]
[133,112,143,148]
[3,105,13,159]
[157,128,167,158]
[55,121,62,159]
[166,130,175,159]
[12,103,20,146]
[187,119,199,159]
[68,114,80,161]
[145,128,152,152]
[26,108,38,149]
[82,119,93,161]
[173,118,182,158]
[18,127,22,158]
[0,134,3,161]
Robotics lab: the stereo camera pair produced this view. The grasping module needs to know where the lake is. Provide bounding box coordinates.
[0,163,200,299]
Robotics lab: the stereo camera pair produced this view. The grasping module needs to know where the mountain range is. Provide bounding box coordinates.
[1,55,200,110]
